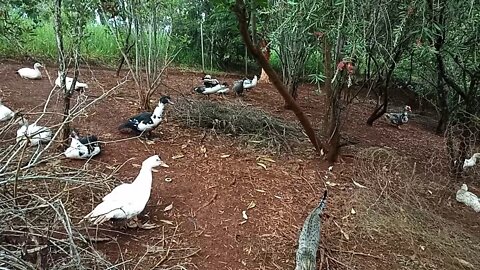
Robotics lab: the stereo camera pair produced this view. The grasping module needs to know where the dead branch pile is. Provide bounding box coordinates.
[349,147,480,269]
[1,81,199,269]
[173,98,303,152]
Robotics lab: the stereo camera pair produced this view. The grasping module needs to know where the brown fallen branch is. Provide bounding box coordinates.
[232,0,324,156]
[194,193,218,215]
[321,245,383,259]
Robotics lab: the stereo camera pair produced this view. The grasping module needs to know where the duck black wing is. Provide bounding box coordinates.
[78,135,99,153]
[78,135,98,145]
[119,112,153,132]
[384,112,407,126]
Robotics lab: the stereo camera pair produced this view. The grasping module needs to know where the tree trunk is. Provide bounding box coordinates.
[322,37,335,138]
[258,38,271,83]
[233,1,324,155]
[366,49,402,126]
[284,81,298,109]
[435,81,448,134]
[432,0,449,135]
[116,29,134,77]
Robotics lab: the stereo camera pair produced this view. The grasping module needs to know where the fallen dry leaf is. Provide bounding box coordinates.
[220,154,231,158]
[146,140,155,145]
[326,181,338,187]
[160,219,174,225]
[257,162,267,170]
[455,257,474,269]
[132,164,141,168]
[239,220,247,225]
[139,222,159,230]
[164,203,173,212]
[352,180,367,189]
[172,154,184,160]
[145,245,165,253]
[247,201,256,209]
[257,156,276,163]
[200,145,207,157]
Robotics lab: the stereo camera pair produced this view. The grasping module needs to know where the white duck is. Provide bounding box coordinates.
[0,99,15,122]
[463,153,480,170]
[194,83,229,96]
[64,130,101,159]
[16,118,52,146]
[83,155,169,226]
[55,72,89,92]
[16,63,43,80]
[456,184,480,213]
[243,75,258,90]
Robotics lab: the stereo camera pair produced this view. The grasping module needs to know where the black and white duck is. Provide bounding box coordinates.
[233,75,258,95]
[202,74,220,88]
[119,95,174,137]
[16,63,43,80]
[0,99,15,122]
[384,105,411,128]
[83,155,169,227]
[64,130,101,159]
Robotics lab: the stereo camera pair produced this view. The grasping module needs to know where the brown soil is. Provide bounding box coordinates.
[1,59,479,270]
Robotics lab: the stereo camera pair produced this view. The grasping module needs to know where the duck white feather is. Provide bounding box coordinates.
[83,155,169,225]
[16,119,52,146]
[243,75,258,89]
[16,63,43,80]
[55,72,89,91]
[64,131,101,159]
[456,184,480,212]
[463,153,480,169]
[0,99,15,122]
[194,83,229,95]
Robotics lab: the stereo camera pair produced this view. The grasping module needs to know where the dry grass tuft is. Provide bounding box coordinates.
[172,98,303,152]
[350,147,480,270]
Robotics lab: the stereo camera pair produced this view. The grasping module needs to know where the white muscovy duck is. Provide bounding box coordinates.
[194,83,229,97]
[202,74,220,88]
[55,72,89,92]
[0,99,15,122]
[456,184,480,213]
[462,153,480,170]
[83,155,169,226]
[16,63,43,80]
[64,130,101,159]
[16,118,52,146]
[384,105,412,128]
[118,95,174,138]
[243,75,258,90]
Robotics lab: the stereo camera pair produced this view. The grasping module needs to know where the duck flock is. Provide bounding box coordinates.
[1,62,262,228]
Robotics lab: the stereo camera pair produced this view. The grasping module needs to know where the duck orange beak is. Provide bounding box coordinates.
[160,161,169,168]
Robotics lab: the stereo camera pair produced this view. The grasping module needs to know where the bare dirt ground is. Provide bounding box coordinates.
[1,59,479,269]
